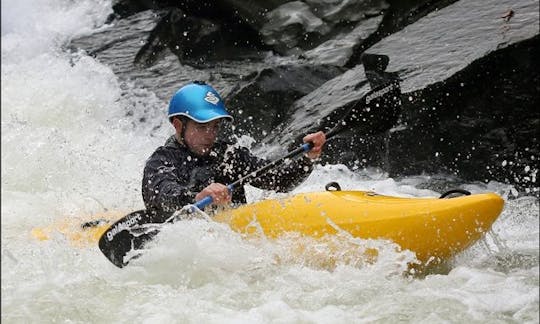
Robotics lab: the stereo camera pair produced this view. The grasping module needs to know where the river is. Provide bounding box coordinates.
[2,0,538,322]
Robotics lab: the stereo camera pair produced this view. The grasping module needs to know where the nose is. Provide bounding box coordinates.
[201,126,218,141]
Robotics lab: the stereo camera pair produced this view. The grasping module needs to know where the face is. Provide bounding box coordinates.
[182,119,221,156]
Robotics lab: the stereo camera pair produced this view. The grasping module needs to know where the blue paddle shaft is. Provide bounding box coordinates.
[301,142,313,152]
[192,142,314,211]
[193,184,235,210]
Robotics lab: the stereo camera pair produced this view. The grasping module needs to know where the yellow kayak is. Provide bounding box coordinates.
[31,211,127,247]
[214,190,504,265]
[32,190,504,265]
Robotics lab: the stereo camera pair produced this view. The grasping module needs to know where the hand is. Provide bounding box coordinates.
[303,131,326,160]
[195,183,232,206]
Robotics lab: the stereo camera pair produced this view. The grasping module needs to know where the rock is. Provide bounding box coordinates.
[345,0,460,68]
[225,64,345,141]
[67,0,539,195]
[259,54,402,159]
[363,0,539,192]
[303,15,383,66]
[132,8,269,67]
[305,0,388,22]
[260,1,330,55]
[110,0,389,64]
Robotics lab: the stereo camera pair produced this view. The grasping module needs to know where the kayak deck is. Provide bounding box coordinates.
[213,191,504,264]
[31,191,504,265]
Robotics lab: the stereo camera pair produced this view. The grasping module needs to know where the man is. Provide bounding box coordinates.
[142,81,326,214]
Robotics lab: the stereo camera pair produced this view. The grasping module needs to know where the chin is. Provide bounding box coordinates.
[196,147,213,156]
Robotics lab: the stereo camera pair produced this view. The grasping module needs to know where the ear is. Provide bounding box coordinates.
[172,117,183,133]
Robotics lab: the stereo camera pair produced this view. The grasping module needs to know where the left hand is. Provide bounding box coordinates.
[303,131,326,160]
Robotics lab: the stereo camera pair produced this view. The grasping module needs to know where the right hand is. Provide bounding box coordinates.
[303,131,326,160]
[195,183,231,205]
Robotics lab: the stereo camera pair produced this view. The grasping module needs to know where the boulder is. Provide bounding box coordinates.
[361,0,539,192]
[67,0,539,195]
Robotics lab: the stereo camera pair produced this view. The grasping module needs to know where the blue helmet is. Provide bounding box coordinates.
[168,81,233,123]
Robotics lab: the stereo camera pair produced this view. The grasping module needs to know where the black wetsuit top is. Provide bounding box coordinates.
[142,135,314,214]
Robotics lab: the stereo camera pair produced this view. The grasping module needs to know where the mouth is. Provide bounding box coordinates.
[199,143,213,149]
[194,144,214,154]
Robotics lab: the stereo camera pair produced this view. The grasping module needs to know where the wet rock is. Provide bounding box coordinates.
[109,0,390,65]
[254,0,538,194]
[225,64,345,141]
[132,8,268,67]
[68,0,539,194]
[260,1,330,55]
[259,54,402,161]
[108,1,281,66]
[363,0,539,193]
[345,0,460,68]
[303,14,383,66]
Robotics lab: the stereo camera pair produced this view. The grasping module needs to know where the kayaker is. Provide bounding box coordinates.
[142,81,326,214]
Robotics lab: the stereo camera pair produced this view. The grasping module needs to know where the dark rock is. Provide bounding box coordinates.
[305,0,388,22]
[67,0,539,195]
[260,1,330,55]
[363,0,539,193]
[111,0,171,18]
[303,15,383,66]
[225,64,345,141]
[132,8,269,67]
[107,1,283,67]
[260,0,390,55]
[345,0,460,68]
[262,55,402,157]
[388,36,539,192]
[110,0,390,65]
[111,0,283,22]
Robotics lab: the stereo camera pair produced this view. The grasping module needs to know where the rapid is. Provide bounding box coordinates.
[1,0,538,322]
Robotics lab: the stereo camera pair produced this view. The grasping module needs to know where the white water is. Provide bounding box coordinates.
[2,0,538,323]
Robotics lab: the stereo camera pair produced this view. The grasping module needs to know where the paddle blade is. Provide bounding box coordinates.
[348,81,401,134]
[98,210,167,268]
[326,81,402,139]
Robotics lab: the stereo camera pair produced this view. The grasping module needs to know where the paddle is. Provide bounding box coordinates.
[98,80,402,268]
